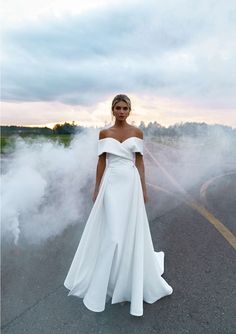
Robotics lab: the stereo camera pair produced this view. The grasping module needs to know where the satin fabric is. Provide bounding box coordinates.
[64,137,173,316]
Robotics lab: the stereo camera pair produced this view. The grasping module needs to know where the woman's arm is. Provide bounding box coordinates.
[93,130,107,202]
[93,153,106,201]
[135,153,148,203]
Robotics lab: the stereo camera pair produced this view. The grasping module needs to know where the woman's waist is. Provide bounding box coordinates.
[107,157,135,168]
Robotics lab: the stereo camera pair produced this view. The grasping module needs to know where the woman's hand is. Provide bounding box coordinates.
[143,191,148,204]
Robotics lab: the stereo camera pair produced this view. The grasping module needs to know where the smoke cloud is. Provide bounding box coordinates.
[1,126,236,246]
[1,129,98,245]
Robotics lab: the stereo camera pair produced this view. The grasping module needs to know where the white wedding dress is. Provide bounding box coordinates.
[64,137,173,316]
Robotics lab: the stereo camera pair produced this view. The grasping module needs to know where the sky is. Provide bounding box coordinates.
[1,0,236,128]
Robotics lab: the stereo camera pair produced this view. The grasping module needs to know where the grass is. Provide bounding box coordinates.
[0,134,73,154]
[2,133,228,155]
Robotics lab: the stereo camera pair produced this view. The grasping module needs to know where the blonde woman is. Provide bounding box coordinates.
[64,94,173,317]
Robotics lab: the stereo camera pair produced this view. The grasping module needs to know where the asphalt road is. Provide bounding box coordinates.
[1,143,236,334]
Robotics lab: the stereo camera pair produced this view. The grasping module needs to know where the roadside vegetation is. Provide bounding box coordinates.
[1,121,235,154]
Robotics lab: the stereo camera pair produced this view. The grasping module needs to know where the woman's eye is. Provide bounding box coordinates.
[115,107,128,111]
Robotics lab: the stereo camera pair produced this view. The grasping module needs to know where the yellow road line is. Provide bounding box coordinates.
[146,183,176,196]
[145,143,236,251]
[200,171,236,201]
[187,198,236,250]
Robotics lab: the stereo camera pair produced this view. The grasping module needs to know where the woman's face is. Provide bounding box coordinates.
[113,100,130,121]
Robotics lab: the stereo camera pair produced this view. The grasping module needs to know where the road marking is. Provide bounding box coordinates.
[145,143,236,251]
[200,171,236,203]
[187,199,236,250]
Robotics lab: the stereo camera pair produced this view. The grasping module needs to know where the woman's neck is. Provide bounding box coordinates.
[113,120,130,128]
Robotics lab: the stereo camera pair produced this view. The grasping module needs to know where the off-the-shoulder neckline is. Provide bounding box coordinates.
[99,136,143,144]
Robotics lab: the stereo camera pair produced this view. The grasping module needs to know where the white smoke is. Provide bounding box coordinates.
[1,128,98,245]
[1,126,236,246]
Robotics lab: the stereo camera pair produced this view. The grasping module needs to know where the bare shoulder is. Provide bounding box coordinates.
[132,126,143,139]
[99,126,117,139]
[99,125,143,140]
[99,128,110,140]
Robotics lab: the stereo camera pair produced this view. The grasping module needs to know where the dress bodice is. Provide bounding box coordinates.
[98,137,144,168]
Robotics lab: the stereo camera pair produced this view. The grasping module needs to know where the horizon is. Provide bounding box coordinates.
[1,119,235,130]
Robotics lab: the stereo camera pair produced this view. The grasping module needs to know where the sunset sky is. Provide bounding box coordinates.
[1,0,236,128]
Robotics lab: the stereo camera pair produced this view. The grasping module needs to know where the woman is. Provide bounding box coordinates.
[64,94,173,317]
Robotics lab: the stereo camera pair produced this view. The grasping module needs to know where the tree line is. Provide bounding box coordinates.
[1,121,235,138]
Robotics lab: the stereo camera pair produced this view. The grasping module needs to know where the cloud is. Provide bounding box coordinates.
[1,0,236,109]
